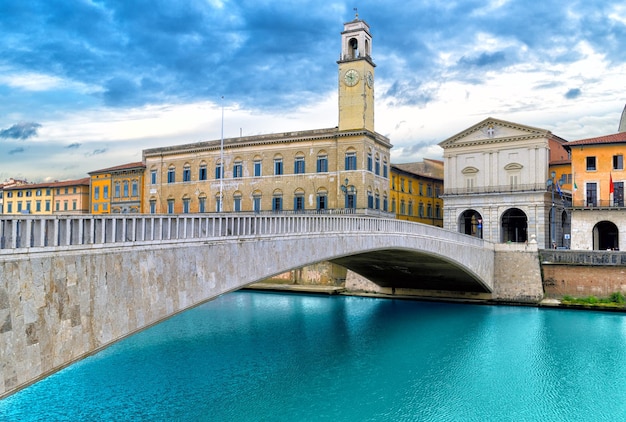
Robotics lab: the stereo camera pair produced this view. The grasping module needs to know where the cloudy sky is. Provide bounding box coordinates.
[1,0,625,182]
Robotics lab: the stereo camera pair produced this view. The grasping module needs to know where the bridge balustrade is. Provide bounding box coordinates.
[0,213,484,253]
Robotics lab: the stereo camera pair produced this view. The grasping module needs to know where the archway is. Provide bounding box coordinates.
[593,221,619,250]
[459,209,483,238]
[501,208,527,243]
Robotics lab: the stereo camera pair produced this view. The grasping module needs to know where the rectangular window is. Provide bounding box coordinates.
[419,203,424,218]
[586,182,597,207]
[199,197,206,213]
[367,193,374,209]
[234,197,242,212]
[400,178,405,192]
[274,159,283,175]
[168,168,176,183]
[427,185,433,197]
[7,203,12,213]
[383,162,388,178]
[253,196,261,212]
[375,158,380,175]
[115,184,121,198]
[317,156,328,172]
[317,194,327,210]
[150,169,157,184]
[408,181,413,194]
[183,198,190,213]
[55,201,59,211]
[199,165,207,181]
[614,155,624,170]
[345,152,357,170]
[123,182,129,197]
[103,203,108,211]
[94,204,99,212]
[215,164,223,179]
[104,186,109,199]
[72,200,77,210]
[36,201,41,212]
[94,187,100,200]
[45,201,50,211]
[64,201,68,211]
[36,189,42,197]
[294,157,305,174]
[254,160,262,177]
[586,156,596,171]
[132,181,138,197]
[294,195,304,211]
[183,167,191,182]
[150,200,156,214]
[408,201,413,216]
[400,200,405,215]
[26,191,32,197]
[367,153,372,171]
[427,204,432,218]
[167,199,175,214]
[233,162,243,178]
[272,196,282,211]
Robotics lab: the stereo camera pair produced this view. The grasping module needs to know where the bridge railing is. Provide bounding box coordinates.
[0,213,485,253]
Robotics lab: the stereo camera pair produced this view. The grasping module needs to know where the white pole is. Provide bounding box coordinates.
[220,96,224,212]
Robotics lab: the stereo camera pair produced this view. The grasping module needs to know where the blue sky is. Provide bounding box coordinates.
[1,0,625,182]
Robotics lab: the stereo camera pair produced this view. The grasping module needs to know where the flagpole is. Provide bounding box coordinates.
[220,96,224,212]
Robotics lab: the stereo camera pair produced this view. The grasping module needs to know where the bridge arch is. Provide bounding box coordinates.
[0,214,496,398]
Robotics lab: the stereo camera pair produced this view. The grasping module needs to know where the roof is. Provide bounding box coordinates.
[391,159,444,180]
[88,161,145,175]
[4,177,91,190]
[565,132,626,148]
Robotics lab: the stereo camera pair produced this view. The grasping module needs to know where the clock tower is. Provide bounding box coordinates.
[338,15,376,132]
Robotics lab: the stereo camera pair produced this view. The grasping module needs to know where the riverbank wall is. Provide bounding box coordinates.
[540,250,626,298]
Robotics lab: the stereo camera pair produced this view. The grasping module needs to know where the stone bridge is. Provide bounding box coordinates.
[0,214,542,397]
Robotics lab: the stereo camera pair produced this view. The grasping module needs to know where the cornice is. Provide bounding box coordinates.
[143,128,392,158]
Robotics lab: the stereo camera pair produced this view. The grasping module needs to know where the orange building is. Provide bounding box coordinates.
[88,162,145,214]
[564,132,626,250]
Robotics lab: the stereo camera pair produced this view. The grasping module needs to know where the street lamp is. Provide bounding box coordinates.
[340,178,357,211]
[546,170,556,248]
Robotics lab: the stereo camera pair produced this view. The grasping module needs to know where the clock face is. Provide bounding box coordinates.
[366,71,374,88]
[343,69,360,87]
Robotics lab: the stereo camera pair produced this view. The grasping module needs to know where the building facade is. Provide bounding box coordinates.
[2,178,90,215]
[390,159,444,226]
[142,17,391,216]
[89,162,145,214]
[439,118,571,249]
[565,132,626,250]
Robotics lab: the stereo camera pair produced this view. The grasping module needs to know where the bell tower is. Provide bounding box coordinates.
[338,13,376,132]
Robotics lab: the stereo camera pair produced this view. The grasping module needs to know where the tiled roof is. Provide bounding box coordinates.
[565,132,626,147]
[88,161,145,175]
[4,177,91,190]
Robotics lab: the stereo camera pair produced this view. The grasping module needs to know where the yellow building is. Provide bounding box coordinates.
[2,178,89,215]
[142,17,391,215]
[565,132,626,250]
[390,159,444,226]
[89,162,145,214]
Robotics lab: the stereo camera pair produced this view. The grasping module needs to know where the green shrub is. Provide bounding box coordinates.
[610,292,626,304]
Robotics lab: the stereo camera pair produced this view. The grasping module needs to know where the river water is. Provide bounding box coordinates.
[2,291,626,421]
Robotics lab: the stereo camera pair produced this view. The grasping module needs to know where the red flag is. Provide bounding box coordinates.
[610,173,614,194]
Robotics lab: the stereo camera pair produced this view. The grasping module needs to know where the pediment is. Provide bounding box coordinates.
[439,118,550,149]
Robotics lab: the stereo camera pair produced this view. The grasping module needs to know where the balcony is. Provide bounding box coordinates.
[443,183,549,196]
[571,200,626,210]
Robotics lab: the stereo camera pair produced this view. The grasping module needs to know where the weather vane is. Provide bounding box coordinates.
[354,7,358,18]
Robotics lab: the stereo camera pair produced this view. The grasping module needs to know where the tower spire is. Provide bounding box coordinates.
[619,104,626,132]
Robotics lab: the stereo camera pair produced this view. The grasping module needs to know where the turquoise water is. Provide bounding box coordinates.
[2,291,626,421]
